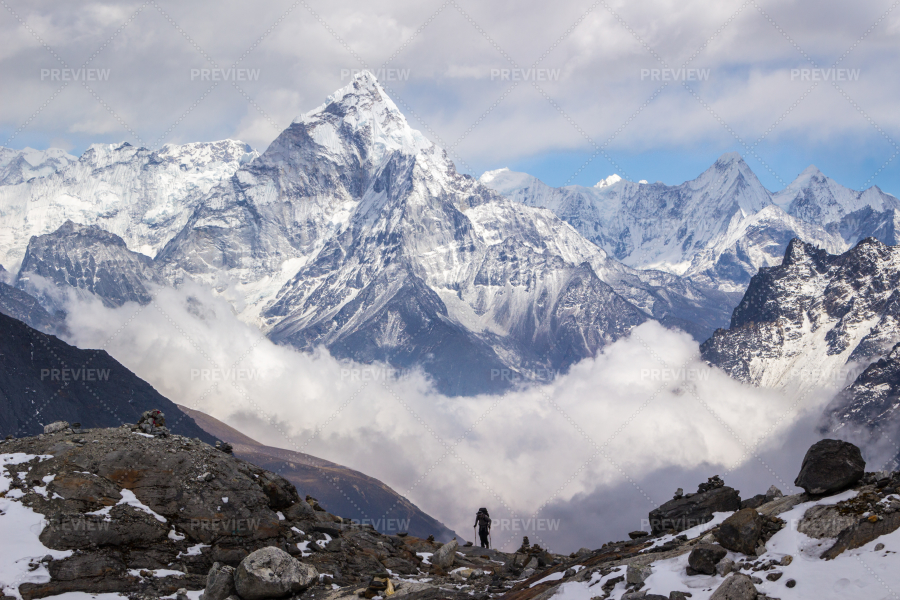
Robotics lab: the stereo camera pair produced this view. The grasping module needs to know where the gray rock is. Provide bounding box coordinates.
[798,505,857,539]
[709,573,758,600]
[43,421,69,434]
[765,485,783,501]
[688,543,727,575]
[794,439,865,496]
[757,493,806,518]
[176,588,189,600]
[715,508,763,555]
[431,538,459,569]
[716,558,735,577]
[626,563,652,585]
[202,562,236,600]
[283,498,316,520]
[234,546,317,600]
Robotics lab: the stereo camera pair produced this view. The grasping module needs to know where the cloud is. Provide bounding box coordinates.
[61,282,845,551]
[0,0,896,190]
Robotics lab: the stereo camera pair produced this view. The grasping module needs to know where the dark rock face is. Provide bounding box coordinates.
[702,237,900,387]
[0,311,215,441]
[0,278,64,335]
[825,342,900,450]
[714,508,763,555]
[688,543,727,575]
[17,220,164,309]
[648,486,741,534]
[794,439,866,495]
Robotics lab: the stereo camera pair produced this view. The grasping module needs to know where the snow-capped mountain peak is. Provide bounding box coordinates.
[0,146,78,185]
[594,174,622,188]
[773,164,900,226]
[294,70,432,166]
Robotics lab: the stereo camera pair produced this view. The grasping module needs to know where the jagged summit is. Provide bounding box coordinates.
[702,235,900,389]
[291,70,431,166]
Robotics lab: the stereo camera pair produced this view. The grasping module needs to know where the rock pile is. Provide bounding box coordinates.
[136,409,169,437]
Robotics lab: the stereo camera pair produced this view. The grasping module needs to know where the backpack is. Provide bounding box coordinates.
[476,509,490,531]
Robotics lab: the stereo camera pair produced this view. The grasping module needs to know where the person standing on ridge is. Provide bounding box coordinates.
[474,507,491,549]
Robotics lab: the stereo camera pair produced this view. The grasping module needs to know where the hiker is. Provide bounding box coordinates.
[474,507,491,549]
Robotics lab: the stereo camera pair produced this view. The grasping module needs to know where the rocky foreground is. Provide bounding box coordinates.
[0,419,569,600]
[1,423,899,600]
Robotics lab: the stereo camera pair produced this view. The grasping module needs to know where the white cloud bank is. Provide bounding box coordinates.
[62,283,851,551]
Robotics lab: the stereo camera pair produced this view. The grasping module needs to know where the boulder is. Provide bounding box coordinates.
[687,544,727,575]
[234,547,317,600]
[202,562,236,600]
[794,439,865,495]
[43,421,70,434]
[626,563,652,585]
[648,486,741,534]
[431,538,458,569]
[715,508,763,555]
[716,558,735,577]
[709,573,758,600]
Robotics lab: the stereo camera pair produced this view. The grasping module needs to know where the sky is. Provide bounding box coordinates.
[0,0,898,194]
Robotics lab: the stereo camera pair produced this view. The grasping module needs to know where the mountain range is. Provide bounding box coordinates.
[1,71,898,401]
[482,157,900,293]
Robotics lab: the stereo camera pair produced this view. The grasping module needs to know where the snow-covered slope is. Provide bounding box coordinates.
[701,238,900,392]
[0,140,257,268]
[0,147,77,186]
[482,154,775,278]
[551,488,900,600]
